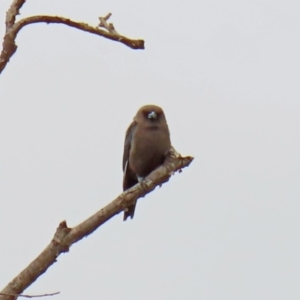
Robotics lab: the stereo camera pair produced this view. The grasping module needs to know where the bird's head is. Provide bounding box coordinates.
[134,105,166,126]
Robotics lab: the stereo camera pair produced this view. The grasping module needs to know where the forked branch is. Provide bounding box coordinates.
[0,1,144,75]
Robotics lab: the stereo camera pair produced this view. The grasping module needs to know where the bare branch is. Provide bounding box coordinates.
[0,0,27,74]
[0,11,145,75]
[0,292,59,299]
[19,15,143,48]
[0,151,193,300]
[5,0,26,28]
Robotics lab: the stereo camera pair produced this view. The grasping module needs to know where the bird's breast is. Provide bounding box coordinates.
[129,126,171,177]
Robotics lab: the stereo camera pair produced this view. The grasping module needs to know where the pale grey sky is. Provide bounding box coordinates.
[0,0,300,299]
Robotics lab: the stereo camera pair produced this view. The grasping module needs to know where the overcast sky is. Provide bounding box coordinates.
[0,0,300,299]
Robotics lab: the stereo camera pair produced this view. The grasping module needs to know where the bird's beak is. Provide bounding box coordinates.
[148,111,157,120]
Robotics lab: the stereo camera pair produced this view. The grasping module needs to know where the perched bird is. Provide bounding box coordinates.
[122,105,171,221]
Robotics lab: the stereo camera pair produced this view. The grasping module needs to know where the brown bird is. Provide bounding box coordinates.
[122,105,171,221]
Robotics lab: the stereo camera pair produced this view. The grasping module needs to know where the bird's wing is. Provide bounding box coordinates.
[122,121,136,171]
[122,121,139,192]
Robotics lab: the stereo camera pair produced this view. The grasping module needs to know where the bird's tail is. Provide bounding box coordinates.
[123,202,136,221]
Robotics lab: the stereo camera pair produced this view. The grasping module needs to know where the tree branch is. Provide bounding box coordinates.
[14,15,145,49]
[5,0,26,28]
[0,292,59,299]
[0,150,193,300]
[1,6,144,75]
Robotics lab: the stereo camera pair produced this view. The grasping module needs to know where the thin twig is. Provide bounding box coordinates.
[0,292,59,298]
[98,13,120,35]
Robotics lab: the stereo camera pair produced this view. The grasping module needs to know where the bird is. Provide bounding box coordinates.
[122,104,171,221]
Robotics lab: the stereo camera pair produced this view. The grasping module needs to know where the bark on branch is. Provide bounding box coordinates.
[0,150,193,300]
[0,1,144,75]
